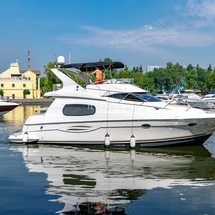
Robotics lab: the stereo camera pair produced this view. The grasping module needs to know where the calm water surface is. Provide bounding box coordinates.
[1,105,215,215]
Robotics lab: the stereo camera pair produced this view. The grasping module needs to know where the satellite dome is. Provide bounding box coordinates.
[57,56,65,65]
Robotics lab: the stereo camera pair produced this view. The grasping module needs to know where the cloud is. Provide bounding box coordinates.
[57,1,215,54]
[58,24,215,52]
[186,0,215,18]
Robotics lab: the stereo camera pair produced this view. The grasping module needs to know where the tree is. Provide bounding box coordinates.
[41,61,62,95]
[207,64,212,72]
[40,59,214,95]
[142,71,156,93]
[0,89,4,97]
[139,65,143,73]
[23,89,30,99]
[183,66,197,89]
[195,67,206,93]
[102,57,112,62]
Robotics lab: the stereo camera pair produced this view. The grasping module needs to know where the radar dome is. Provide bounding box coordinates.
[57,56,65,65]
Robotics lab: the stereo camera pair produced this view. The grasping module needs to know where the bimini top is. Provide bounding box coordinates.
[61,61,124,71]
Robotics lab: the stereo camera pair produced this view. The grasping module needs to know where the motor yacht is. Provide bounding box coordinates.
[8,60,215,147]
[0,99,19,116]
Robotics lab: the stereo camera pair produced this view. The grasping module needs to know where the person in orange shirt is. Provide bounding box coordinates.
[88,67,104,84]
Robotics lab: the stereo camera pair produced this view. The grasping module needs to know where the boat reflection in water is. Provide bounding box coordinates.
[10,143,215,214]
[3,105,46,125]
[3,105,49,134]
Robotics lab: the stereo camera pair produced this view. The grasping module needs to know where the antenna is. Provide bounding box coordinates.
[28,50,30,70]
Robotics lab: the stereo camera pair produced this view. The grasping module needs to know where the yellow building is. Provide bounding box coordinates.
[0,61,41,99]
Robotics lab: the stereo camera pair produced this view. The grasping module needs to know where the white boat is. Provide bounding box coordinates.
[0,99,19,116]
[186,99,214,109]
[201,93,215,104]
[157,90,214,109]
[8,60,215,147]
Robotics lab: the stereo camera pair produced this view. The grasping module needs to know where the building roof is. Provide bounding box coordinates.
[20,70,41,75]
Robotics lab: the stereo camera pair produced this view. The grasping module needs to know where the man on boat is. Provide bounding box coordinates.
[87,67,104,84]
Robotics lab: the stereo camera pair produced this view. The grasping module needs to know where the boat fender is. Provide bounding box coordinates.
[130,135,136,148]
[104,133,110,147]
[23,132,28,143]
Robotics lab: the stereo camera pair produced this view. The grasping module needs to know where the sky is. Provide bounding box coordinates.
[1,0,215,74]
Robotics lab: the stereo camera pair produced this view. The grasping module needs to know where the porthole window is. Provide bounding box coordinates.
[63,104,96,116]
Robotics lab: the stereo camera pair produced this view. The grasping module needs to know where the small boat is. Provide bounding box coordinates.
[8,59,215,147]
[201,93,215,105]
[157,90,214,109]
[0,99,19,116]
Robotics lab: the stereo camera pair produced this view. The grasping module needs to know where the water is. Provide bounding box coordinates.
[1,105,215,215]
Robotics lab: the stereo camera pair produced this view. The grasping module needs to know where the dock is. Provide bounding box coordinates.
[10,98,54,106]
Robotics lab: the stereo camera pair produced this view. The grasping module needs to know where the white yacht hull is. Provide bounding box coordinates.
[9,132,211,147]
[9,115,215,147]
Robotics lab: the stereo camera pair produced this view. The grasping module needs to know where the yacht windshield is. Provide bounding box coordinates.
[107,92,161,102]
[134,93,161,102]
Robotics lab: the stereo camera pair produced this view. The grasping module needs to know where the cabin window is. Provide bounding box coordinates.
[63,104,96,116]
[108,92,161,102]
[108,93,143,102]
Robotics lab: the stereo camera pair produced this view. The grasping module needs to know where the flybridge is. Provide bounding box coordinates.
[61,61,125,71]
[57,56,124,71]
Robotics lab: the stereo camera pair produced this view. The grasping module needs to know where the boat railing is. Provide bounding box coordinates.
[162,98,193,111]
[88,78,133,87]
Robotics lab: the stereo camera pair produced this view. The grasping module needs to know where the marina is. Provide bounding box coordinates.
[2,1,215,213]
[1,105,215,214]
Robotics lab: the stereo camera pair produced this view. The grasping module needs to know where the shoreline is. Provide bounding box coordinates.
[10,98,54,106]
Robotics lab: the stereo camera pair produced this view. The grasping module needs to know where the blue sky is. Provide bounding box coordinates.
[1,0,215,73]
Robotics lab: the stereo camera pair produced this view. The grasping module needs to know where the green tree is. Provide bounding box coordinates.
[23,89,30,99]
[207,64,212,72]
[205,71,215,93]
[117,69,132,79]
[133,72,144,88]
[142,71,156,93]
[183,66,198,89]
[41,61,61,95]
[0,89,4,97]
[102,57,112,62]
[40,59,214,95]
[196,67,207,93]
